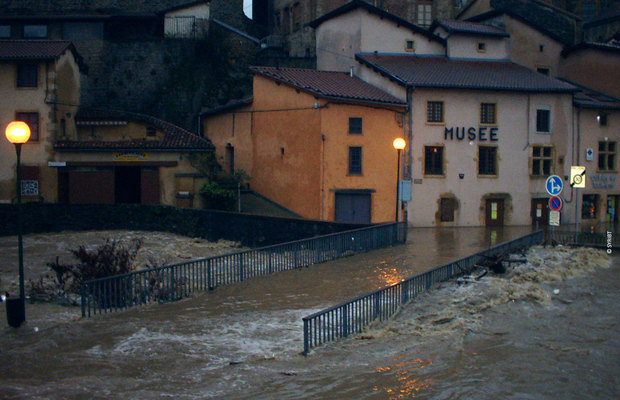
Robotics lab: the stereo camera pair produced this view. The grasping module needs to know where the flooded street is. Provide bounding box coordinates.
[1,226,618,399]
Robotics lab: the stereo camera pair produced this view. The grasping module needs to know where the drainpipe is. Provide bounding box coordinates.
[575,107,581,229]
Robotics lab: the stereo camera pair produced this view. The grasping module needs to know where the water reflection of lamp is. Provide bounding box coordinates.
[393,138,406,222]
[5,121,31,328]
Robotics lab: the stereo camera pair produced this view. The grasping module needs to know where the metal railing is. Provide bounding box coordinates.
[544,229,620,248]
[302,230,543,355]
[81,222,406,317]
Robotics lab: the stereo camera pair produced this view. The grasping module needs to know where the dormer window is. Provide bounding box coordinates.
[536,67,550,76]
[405,39,415,52]
[477,42,486,53]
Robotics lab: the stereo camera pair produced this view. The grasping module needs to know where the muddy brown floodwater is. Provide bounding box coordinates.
[0,227,618,399]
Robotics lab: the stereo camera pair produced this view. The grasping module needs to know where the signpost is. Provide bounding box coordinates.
[546,175,564,227]
[549,210,561,226]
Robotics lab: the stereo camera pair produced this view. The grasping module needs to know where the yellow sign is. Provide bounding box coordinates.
[570,166,586,188]
[113,152,150,161]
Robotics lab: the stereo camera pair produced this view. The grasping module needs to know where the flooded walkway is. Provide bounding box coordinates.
[2,226,618,399]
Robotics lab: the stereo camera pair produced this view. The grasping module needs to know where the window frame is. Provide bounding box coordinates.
[0,24,10,38]
[426,101,444,124]
[348,117,363,135]
[477,42,486,53]
[15,111,40,142]
[582,194,599,219]
[531,145,554,176]
[424,145,444,176]
[405,39,415,52]
[348,146,363,175]
[598,141,616,171]
[480,102,497,125]
[536,108,552,133]
[478,145,498,176]
[17,63,38,88]
[23,24,48,38]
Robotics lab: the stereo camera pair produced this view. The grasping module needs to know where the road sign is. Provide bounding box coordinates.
[546,175,563,196]
[586,148,594,161]
[570,166,586,188]
[549,210,560,226]
[549,196,563,211]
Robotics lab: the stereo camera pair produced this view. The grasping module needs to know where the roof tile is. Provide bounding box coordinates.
[0,40,74,60]
[356,54,578,93]
[250,66,407,107]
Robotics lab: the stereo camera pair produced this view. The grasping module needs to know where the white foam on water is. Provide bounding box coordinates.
[366,246,611,344]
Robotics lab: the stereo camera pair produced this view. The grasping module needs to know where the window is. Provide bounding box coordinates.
[15,112,39,141]
[477,42,486,52]
[281,7,290,34]
[17,63,38,87]
[582,194,599,219]
[348,146,362,175]
[417,4,432,27]
[349,117,362,134]
[440,197,455,222]
[478,146,497,175]
[0,25,10,38]
[424,146,443,175]
[532,145,553,176]
[536,67,550,75]
[536,109,551,133]
[427,101,444,123]
[480,103,496,125]
[23,24,47,38]
[598,113,608,126]
[598,141,616,171]
[405,39,415,52]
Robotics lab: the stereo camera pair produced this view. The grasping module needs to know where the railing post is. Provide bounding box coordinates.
[343,304,349,337]
[81,283,86,317]
[374,292,381,320]
[239,254,245,282]
[207,259,213,290]
[303,318,310,356]
[401,280,409,304]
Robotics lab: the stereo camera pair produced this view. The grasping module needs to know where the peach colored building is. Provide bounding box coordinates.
[202,66,407,223]
[0,40,82,204]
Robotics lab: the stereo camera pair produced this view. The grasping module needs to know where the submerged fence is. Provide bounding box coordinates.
[302,230,544,355]
[81,222,407,317]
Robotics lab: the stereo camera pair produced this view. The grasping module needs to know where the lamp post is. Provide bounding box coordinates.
[392,138,406,222]
[5,121,30,328]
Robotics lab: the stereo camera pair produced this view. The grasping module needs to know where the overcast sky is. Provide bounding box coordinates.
[243,0,253,18]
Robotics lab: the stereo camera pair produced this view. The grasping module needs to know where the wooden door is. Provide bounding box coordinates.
[485,198,504,226]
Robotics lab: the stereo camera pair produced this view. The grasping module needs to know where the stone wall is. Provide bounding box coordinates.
[0,204,367,247]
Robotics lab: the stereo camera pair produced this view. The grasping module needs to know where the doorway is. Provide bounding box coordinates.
[607,195,619,223]
[531,198,549,226]
[485,198,504,226]
[335,192,372,224]
[115,166,141,204]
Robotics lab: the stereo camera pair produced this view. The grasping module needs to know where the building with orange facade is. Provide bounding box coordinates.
[202,66,407,223]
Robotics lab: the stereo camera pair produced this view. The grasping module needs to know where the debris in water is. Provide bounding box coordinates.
[553,289,560,294]
[281,371,297,376]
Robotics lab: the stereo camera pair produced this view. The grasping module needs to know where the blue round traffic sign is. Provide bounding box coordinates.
[545,175,563,196]
[549,196,563,211]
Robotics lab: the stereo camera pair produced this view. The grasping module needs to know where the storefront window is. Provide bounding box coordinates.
[582,194,598,219]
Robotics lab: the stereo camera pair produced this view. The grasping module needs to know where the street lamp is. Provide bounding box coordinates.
[392,138,406,222]
[5,121,30,328]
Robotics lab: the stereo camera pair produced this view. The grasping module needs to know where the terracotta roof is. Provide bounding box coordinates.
[561,41,620,57]
[307,0,444,45]
[0,40,75,60]
[55,108,213,152]
[431,19,510,37]
[560,79,620,110]
[356,53,578,93]
[249,66,407,107]
[201,97,253,117]
[468,0,579,45]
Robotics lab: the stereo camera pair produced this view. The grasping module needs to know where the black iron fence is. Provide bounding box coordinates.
[544,229,620,248]
[81,222,407,317]
[302,230,544,355]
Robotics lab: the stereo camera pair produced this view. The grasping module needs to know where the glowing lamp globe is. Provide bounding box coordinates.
[392,138,406,150]
[5,121,31,144]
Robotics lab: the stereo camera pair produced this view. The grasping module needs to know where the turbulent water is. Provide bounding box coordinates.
[1,229,618,399]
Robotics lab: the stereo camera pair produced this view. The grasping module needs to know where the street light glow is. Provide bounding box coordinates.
[393,137,406,150]
[5,121,31,144]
